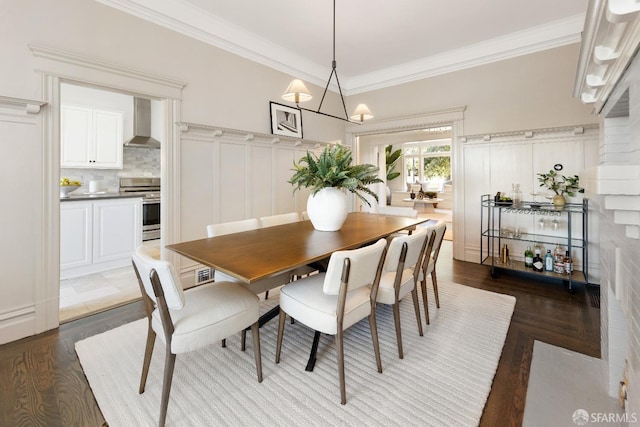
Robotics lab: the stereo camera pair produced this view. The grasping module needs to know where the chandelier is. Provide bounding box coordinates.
[282,0,373,124]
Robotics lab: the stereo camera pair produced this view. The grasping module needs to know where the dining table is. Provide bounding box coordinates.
[166,211,429,370]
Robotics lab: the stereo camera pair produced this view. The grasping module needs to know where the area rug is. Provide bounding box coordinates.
[523,341,623,427]
[76,281,515,426]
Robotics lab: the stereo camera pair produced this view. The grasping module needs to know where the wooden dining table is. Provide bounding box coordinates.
[166,212,428,288]
[166,211,429,371]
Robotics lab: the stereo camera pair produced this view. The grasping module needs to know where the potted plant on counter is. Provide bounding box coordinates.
[289,144,382,231]
[537,169,584,208]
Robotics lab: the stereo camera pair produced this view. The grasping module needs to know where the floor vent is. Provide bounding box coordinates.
[195,267,215,285]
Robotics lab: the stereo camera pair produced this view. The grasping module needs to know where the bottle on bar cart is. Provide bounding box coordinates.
[544,249,554,272]
[524,246,534,268]
[553,244,565,274]
[564,250,573,274]
[532,249,544,272]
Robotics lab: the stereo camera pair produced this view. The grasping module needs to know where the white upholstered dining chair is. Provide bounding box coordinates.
[275,238,388,405]
[418,221,446,324]
[376,228,429,358]
[259,212,301,227]
[132,245,262,427]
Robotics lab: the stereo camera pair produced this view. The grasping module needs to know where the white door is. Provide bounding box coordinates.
[60,202,92,270]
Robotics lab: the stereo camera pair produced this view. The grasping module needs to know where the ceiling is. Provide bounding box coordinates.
[97,0,588,94]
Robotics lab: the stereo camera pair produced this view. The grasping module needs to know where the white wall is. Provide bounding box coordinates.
[347,44,597,136]
[461,127,600,279]
[592,54,640,415]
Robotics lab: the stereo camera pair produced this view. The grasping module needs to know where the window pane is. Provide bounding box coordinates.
[422,145,451,154]
[423,156,451,181]
[404,147,419,155]
[405,157,420,184]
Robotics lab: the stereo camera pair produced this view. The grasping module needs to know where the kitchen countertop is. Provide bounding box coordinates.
[60,192,145,202]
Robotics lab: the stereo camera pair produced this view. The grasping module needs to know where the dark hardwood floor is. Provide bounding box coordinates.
[0,242,600,426]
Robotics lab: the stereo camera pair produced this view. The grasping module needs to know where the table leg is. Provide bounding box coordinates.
[305,330,321,371]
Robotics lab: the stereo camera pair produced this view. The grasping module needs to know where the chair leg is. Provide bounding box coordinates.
[411,288,424,336]
[431,270,440,308]
[139,323,156,394]
[264,290,269,300]
[241,330,247,351]
[392,302,404,359]
[421,279,430,325]
[368,312,383,373]
[336,329,346,405]
[158,349,176,427]
[275,310,287,363]
[221,339,226,348]
[251,322,263,383]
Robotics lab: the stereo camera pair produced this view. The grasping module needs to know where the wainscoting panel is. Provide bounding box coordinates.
[177,123,326,273]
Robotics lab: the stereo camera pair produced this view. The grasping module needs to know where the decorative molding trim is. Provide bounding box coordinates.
[0,96,47,114]
[29,44,186,99]
[461,123,599,143]
[574,0,640,113]
[347,106,466,136]
[95,0,584,95]
[177,122,329,149]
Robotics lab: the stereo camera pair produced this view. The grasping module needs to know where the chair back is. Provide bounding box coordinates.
[431,221,447,261]
[207,218,260,237]
[383,228,428,273]
[323,239,387,295]
[132,245,185,310]
[259,212,300,227]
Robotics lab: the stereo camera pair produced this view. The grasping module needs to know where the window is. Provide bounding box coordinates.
[403,138,451,187]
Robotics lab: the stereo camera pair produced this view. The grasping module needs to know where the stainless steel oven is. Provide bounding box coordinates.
[119,177,161,241]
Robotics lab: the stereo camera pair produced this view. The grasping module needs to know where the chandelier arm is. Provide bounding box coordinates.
[316,67,336,115]
[298,106,361,124]
[332,65,349,121]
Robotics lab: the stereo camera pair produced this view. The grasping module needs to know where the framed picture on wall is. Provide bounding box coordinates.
[270,102,303,138]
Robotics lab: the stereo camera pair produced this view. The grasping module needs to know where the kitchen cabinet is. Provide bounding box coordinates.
[60,197,142,279]
[480,194,589,292]
[60,104,124,169]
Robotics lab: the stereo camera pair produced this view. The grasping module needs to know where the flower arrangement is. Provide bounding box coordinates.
[289,144,382,206]
[537,170,584,197]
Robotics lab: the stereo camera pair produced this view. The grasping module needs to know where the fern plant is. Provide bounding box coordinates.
[289,144,383,206]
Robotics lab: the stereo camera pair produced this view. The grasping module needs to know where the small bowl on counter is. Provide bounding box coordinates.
[60,185,81,198]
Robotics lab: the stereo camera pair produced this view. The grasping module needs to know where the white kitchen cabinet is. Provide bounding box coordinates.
[60,197,142,279]
[61,104,124,169]
[60,201,92,271]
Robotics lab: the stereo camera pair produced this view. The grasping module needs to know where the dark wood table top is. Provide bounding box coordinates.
[166,212,428,284]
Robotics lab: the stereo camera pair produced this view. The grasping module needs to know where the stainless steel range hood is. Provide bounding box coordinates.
[125,97,161,148]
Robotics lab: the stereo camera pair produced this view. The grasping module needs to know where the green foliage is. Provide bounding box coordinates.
[423,156,451,180]
[385,145,402,181]
[289,144,383,206]
[537,170,584,196]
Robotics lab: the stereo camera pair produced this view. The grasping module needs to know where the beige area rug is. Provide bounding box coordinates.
[523,341,625,427]
[76,281,515,427]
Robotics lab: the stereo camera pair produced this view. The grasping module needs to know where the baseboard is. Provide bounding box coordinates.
[0,305,36,345]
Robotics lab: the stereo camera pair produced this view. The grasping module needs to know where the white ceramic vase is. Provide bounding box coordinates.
[307,187,348,231]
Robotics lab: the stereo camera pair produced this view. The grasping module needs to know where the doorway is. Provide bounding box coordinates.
[58,82,164,322]
[350,107,464,259]
[32,44,184,331]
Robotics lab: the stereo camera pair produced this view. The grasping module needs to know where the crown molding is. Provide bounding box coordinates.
[96,0,584,95]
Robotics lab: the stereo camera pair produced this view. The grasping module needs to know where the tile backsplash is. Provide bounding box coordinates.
[61,146,160,193]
